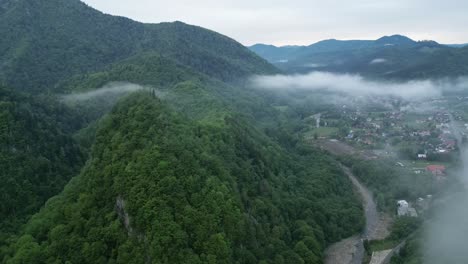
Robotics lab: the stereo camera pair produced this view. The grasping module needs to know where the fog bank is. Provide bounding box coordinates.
[61,82,146,102]
[424,119,468,263]
[251,72,468,100]
[424,149,468,263]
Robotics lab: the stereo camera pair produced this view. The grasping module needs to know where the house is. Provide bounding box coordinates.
[444,140,456,149]
[417,153,427,159]
[419,131,431,137]
[426,165,446,176]
[371,123,381,129]
[408,208,418,217]
[397,200,409,216]
[397,200,418,217]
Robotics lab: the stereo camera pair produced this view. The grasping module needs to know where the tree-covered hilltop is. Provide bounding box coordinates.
[0,86,85,247]
[57,52,282,126]
[3,93,363,264]
[0,0,277,93]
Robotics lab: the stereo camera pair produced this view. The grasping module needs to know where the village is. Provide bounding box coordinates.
[307,96,467,187]
[308,95,468,264]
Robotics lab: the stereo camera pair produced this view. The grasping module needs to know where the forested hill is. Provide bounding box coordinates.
[0,0,277,93]
[2,93,363,263]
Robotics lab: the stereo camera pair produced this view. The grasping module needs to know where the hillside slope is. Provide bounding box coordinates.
[0,0,277,93]
[3,93,363,264]
[0,87,84,246]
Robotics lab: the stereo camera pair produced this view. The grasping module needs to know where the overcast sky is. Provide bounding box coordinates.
[81,0,468,46]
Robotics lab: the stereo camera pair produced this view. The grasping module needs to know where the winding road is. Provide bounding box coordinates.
[324,165,379,264]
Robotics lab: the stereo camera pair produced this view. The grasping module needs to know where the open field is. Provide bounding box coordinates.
[305,127,339,138]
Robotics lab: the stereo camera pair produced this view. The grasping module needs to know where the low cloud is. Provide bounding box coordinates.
[250,72,458,100]
[304,63,326,68]
[62,82,146,102]
[424,137,468,263]
[370,58,387,64]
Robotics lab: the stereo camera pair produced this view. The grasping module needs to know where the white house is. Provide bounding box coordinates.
[397,200,418,217]
[417,153,427,159]
[397,200,409,216]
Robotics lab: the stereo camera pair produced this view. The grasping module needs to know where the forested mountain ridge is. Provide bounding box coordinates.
[0,0,277,93]
[249,35,420,63]
[2,93,363,263]
[57,52,282,125]
[249,35,468,79]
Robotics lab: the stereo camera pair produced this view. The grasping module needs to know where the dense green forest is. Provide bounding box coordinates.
[2,93,363,263]
[390,233,423,264]
[0,0,369,263]
[0,0,277,93]
[0,86,85,249]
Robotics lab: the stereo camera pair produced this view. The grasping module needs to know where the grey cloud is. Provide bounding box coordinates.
[250,72,449,100]
[369,58,387,64]
[423,121,468,263]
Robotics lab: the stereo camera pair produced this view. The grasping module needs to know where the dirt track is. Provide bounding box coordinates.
[343,166,379,240]
[324,165,378,264]
[317,139,391,264]
[324,236,363,264]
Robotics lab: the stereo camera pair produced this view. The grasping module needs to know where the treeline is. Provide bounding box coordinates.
[390,232,423,264]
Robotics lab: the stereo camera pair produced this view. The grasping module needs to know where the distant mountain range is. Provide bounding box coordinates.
[445,43,468,48]
[250,35,418,62]
[249,35,468,79]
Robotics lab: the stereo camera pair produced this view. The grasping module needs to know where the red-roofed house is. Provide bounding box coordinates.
[426,165,446,176]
